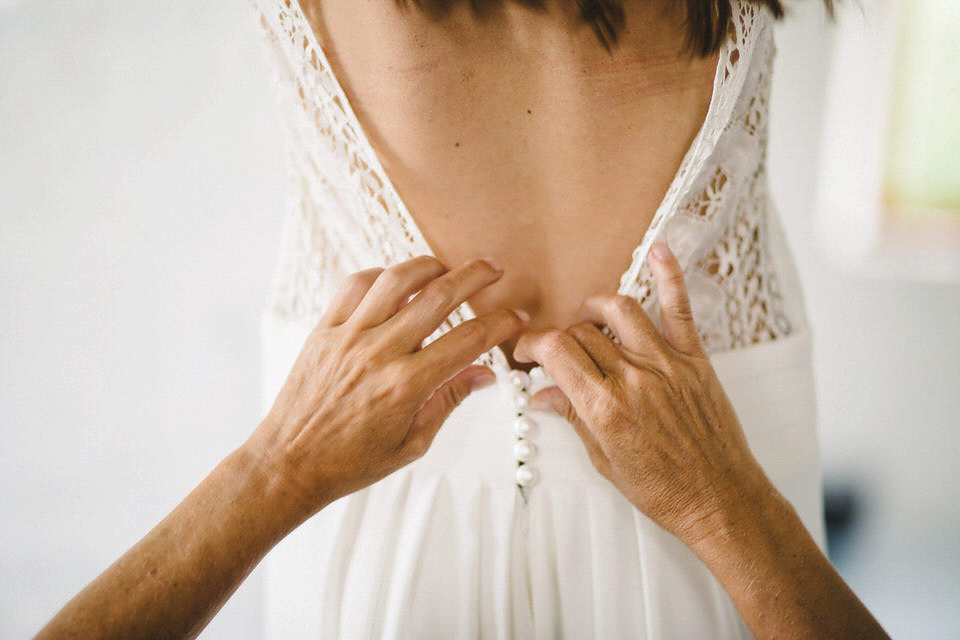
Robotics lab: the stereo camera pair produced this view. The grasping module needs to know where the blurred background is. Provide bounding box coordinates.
[1,0,958,637]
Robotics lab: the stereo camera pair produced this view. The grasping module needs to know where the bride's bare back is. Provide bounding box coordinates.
[301,0,716,367]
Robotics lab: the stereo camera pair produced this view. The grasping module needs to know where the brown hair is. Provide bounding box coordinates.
[395,0,834,55]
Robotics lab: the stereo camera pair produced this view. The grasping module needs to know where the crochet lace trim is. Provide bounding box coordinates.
[252,0,792,365]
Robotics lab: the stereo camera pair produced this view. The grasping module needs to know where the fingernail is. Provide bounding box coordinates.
[483,257,503,273]
[513,308,530,323]
[530,395,551,412]
[471,371,497,391]
[650,242,670,262]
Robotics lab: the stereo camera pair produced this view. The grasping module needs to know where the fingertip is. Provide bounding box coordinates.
[511,336,530,364]
[649,242,685,294]
[649,241,674,264]
[530,386,565,413]
[576,296,599,322]
[512,308,530,323]
[530,391,553,412]
[469,367,497,391]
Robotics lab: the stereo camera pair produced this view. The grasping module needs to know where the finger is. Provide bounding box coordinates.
[648,242,704,357]
[349,255,448,329]
[578,293,664,356]
[381,257,504,352]
[531,386,613,478]
[411,308,529,391]
[320,267,384,326]
[403,365,496,457]
[513,328,605,408]
[564,321,627,375]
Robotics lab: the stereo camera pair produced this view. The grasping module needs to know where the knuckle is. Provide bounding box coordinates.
[376,267,406,291]
[357,351,391,384]
[382,359,417,395]
[541,330,570,358]
[606,295,637,317]
[593,387,625,425]
[421,278,458,308]
[566,320,596,337]
[458,319,490,348]
[331,269,378,303]
[415,255,448,278]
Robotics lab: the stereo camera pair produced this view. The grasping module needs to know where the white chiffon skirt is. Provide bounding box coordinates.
[259,312,825,639]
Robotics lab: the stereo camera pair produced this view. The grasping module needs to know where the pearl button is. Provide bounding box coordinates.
[516,465,538,487]
[513,391,531,410]
[513,416,536,438]
[508,369,531,389]
[513,440,535,462]
[530,367,545,381]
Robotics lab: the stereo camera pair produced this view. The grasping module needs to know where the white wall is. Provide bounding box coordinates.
[0,2,284,637]
[1,1,957,638]
[769,3,960,637]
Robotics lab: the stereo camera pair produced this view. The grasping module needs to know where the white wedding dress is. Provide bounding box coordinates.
[252,1,826,637]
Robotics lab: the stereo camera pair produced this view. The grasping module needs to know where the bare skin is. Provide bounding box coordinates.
[516,244,890,639]
[35,247,888,639]
[33,5,888,638]
[300,0,717,369]
[36,256,529,639]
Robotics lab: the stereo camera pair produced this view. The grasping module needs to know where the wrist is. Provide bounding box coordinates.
[676,468,885,638]
[682,466,825,609]
[223,442,331,540]
[683,465,792,565]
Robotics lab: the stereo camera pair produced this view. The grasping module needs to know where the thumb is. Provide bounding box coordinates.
[406,365,496,452]
[531,386,579,424]
[648,241,704,357]
[532,386,612,477]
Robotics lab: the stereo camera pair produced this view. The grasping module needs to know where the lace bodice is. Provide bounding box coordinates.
[252,0,799,373]
[253,11,824,632]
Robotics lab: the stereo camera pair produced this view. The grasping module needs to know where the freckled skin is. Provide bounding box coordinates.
[31,5,886,639]
[302,0,716,370]
[36,248,889,640]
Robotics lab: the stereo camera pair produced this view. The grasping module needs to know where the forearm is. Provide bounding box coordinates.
[692,478,889,640]
[36,447,308,640]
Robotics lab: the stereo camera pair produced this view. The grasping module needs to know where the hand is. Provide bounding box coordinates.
[513,242,767,547]
[245,255,528,525]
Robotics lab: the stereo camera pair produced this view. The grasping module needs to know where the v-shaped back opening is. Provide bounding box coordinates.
[281,0,753,375]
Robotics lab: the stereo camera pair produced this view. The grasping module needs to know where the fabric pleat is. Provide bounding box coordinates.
[260,310,823,639]
[253,0,825,634]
